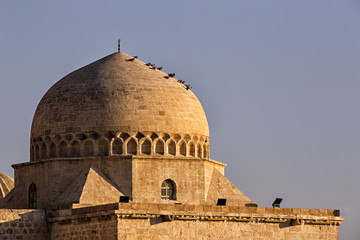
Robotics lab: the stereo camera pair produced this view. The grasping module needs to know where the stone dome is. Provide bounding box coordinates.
[30,52,209,161]
[0,173,14,199]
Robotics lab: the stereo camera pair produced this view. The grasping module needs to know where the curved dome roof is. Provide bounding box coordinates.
[31,52,209,141]
[0,173,14,198]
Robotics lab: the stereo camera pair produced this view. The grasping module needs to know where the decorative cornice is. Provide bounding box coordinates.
[30,131,210,162]
[50,209,343,227]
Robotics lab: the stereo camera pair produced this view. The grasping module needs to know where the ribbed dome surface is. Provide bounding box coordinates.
[31,52,209,139]
[0,173,14,198]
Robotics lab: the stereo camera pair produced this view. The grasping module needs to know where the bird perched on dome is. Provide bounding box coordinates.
[126,56,138,61]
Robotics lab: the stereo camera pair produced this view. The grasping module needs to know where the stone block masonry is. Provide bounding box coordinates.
[0,209,49,239]
[48,203,343,240]
[0,194,342,240]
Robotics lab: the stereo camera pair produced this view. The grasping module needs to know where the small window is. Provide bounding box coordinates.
[59,141,68,157]
[112,139,123,155]
[155,140,164,155]
[49,142,56,158]
[35,145,40,161]
[141,139,151,155]
[28,183,37,209]
[161,179,176,200]
[197,143,202,158]
[40,142,47,160]
[98,139,109,156]
[71,141,80,157]
[179,141,186,156]
[168,141,176,156]
[127,138,137,155]
[84,141,94,157]
[189,142,195,157]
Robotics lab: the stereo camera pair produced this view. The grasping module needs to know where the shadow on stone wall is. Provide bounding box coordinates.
[0,209,50,239]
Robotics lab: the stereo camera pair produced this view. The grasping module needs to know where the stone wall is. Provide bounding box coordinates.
[11,157,132,209]
[11,156,245,209]
[0,209,49,239]
[50,211,117,239]
[0,204,342,240]
[48,203,343,240]
[116,218,339,240]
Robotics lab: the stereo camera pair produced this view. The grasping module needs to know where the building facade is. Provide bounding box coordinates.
[0,51,343,239]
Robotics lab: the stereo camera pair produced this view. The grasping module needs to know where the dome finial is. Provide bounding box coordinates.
[118,39,121,52]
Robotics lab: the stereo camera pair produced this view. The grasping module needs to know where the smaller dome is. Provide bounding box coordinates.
[0,173,14,198]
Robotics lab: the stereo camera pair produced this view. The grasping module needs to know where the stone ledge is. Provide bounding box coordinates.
[12,156,226,168]
[48,202,344,227]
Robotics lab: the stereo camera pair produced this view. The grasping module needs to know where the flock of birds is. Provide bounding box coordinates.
[126,55,192,90]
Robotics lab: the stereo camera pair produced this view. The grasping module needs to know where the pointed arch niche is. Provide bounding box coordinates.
[127,138,137,155]
[168,141,176,156]
[141,139,151,155]
[155,140,164,155]
[112,139,123,155]
[28,183,37,209]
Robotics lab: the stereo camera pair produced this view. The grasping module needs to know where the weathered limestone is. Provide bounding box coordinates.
[7,156,255,209]
[48,203,343,240]
[0,173,14,199]
[0,204,343,239]
[0,209,49,239]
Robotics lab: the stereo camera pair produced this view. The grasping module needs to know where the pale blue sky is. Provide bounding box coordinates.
[1,1,360,239]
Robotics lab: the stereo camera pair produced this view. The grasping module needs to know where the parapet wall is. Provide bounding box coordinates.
[49,203,343,240]
[0,209,49,239]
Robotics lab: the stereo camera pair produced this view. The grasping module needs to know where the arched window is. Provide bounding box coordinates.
[30,145,34,161]
[141,139,151,155]
[28,183,37,209]
[197,144,202,158]
[189,142,195,157]
[155,140,164,155]
[35,145,40,161]
[98,139,108,156]
[203,143,208,159]
[168,141,176,156]
[161,179,176,200]
[179,141,186,156]
[84,141,94,157]
[59,141,68,157]
[112,139,123,155]
[71,141,80,157]
[49,142,56,158]
[127,138,137,155]
[40,142,47,160]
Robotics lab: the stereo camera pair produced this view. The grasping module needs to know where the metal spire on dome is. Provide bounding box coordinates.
[118,39,120,52]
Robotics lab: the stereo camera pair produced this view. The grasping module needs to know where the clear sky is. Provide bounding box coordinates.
[1,1,359,239]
